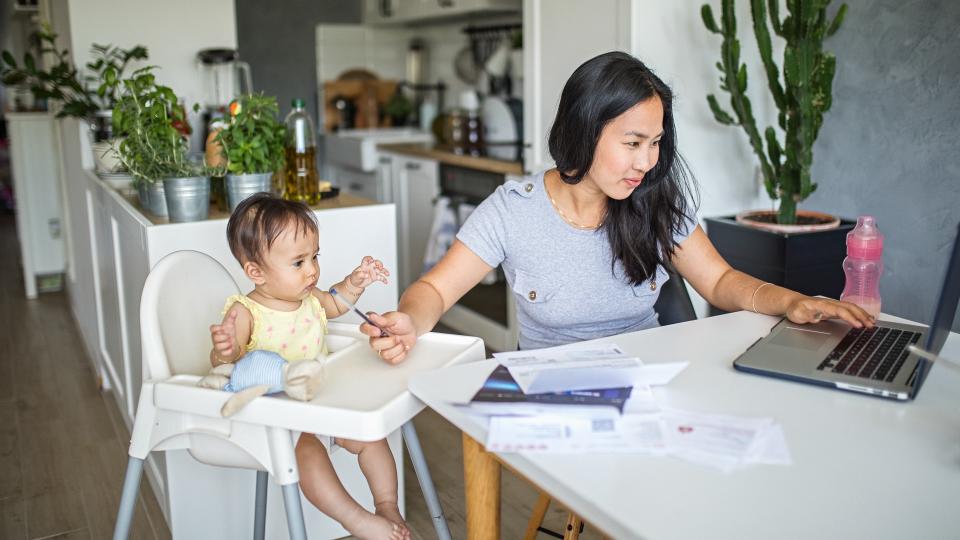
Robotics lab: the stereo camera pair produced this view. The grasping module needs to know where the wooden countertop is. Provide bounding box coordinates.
[120,189,379,226]
[378,143,525,176]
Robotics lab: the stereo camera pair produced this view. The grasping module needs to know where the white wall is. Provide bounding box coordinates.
[632,2,784,316]
[62,0,237,146]
[632,1,781,221]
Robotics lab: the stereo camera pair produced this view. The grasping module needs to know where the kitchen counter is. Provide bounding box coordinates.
[378,142,525,176]
[122,189,378,225]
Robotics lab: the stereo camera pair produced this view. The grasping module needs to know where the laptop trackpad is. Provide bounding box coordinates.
[770,326,832,351]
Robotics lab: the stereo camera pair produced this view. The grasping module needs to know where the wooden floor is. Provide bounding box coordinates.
[0,211,604,539]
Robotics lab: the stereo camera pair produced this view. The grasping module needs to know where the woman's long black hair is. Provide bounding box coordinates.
[548,51,698,286]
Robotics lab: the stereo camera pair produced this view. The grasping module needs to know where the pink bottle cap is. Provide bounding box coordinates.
[847,215,884,259]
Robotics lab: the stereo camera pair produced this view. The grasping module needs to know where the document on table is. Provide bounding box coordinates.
[662,409,790,472]
[486,413,668,454]
[493,343,688,394]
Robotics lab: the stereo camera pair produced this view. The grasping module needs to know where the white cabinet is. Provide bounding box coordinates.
[380,152,440,289]
[334,165,384,203]
[364,0,520,25]
[522,0,633,172]
[6,112,66,298]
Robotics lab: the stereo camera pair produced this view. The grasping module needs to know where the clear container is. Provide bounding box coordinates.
[840,216,884,317]
[283,99,319,204]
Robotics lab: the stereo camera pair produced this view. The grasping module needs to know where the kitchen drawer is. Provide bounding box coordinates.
[337,167,382,202]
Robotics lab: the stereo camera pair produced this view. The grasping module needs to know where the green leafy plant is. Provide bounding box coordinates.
[112,66,204,184]
[383,90,413,125]
[1,23,96,118]
[702,0,847,225]
[85,43,149,111]
[1,23,149,119]
[214,93,286,175]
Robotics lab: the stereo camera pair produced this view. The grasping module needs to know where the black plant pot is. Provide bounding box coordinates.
[705,216,856,315]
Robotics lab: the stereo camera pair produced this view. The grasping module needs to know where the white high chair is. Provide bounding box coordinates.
[113,250,485,539]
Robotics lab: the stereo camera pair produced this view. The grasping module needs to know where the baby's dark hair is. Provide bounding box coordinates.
[226,193,318,266]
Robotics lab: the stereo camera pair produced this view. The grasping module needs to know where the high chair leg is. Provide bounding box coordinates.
[403,421,453,540]
[254,470,268,540]
[281,482,308,540]
[112,456,144,540]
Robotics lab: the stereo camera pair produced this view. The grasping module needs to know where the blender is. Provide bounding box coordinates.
[196,48,253,145]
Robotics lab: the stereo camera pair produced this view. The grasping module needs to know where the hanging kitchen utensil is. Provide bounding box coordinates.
[454,46,479,85]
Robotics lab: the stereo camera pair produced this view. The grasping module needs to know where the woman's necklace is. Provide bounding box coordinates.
[547,178,604,230]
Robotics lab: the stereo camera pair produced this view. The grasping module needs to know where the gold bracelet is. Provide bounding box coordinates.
[751,282,773,314]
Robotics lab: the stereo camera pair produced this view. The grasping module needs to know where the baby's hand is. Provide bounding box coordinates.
[348,256,390,289]
[210,310,239,360]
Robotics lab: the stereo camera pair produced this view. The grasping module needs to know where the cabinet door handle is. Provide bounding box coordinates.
[349,183,364,191]
[437,0,454,7]
[405,162,421,171]
[379,157,392,165]
[380,0,393,17]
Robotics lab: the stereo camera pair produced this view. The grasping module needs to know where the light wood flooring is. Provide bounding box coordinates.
[0,212,605,539]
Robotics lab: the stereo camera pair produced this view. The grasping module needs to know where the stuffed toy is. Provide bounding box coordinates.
[198,350,326,417]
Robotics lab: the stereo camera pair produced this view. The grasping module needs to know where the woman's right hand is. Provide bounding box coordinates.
[360,311,417,365]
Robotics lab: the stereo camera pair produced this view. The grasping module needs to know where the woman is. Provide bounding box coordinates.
[362,51,872,361]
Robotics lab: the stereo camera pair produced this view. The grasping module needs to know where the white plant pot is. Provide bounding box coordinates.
[91,139,123,173]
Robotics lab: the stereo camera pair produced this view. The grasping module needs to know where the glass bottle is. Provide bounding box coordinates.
[283,99,319,204]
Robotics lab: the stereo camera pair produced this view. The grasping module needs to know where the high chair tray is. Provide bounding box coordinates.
[151,322,484,441]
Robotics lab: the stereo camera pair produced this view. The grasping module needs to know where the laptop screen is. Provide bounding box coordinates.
[925,223,960,355]
[910,223,960,398]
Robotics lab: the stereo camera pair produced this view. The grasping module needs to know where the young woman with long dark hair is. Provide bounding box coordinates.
[362,51,872,359]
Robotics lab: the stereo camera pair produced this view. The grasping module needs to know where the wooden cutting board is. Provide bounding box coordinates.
[322,80,399,132]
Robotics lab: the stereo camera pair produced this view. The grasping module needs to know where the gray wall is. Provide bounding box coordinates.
[807,0,960,332]
[234,0,361,126]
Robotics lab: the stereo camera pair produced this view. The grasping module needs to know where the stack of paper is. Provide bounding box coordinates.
[450,341,791,471]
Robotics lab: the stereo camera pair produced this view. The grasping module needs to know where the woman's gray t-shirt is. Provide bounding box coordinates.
[456,171,696,350]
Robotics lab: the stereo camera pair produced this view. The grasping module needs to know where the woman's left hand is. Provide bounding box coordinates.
[784,296,876,328]
[349,256,390,289]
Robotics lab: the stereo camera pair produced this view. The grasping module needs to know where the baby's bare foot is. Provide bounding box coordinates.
[344,509,404,540]
[375,503,411,539]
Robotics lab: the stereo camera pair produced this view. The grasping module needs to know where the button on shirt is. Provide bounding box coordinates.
[456,171,696,350]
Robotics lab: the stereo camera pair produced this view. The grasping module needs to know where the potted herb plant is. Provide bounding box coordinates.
[211,93,286,211]
[112,67,211,222]
[1,23,96,116]
[701,0,854,305]
[84,43,148,140]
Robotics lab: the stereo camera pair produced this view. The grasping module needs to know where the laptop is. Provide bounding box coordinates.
[734,223,960,400]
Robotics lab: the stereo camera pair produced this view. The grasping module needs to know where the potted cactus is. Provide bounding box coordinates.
[701,0,855,308]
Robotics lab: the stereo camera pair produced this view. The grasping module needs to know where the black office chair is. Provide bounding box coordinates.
[653,267,697,325]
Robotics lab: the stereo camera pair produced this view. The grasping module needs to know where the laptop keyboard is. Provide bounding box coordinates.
[816,326,922,382]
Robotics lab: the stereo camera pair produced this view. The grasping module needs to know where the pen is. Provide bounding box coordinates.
[329,288,390,337]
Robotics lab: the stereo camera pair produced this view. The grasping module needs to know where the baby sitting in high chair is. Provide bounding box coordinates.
[206,193,409,540]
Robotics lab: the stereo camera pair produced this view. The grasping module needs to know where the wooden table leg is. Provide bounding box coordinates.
[563,512,583,540]
[463,432,500,540]
[523,491,552,540]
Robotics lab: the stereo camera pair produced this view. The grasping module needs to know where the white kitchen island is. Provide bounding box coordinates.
[56,117,401,538]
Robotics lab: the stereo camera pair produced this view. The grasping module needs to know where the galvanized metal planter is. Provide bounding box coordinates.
[163,176,210,222]
[138,180,168,217]
[225,172,272,212]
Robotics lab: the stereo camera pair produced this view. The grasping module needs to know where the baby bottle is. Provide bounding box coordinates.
[840,216,884,317]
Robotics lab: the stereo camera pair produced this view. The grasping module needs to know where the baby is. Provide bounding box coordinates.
[208,193,409,539]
